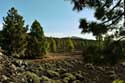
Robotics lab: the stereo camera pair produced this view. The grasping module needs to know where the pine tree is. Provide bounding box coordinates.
[2,7,28,57]
[66,38,74,52]
[49,38,57,52]
[27,20,47,58]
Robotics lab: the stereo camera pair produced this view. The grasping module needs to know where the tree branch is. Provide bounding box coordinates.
[103,12,124,27]
[108,0,122,13]
[118,36,125,41]
[101,0,122,24]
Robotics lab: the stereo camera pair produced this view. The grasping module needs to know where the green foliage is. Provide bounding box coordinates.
[83,35,123,65]
[79,20,107,36]
[49,38,57,52]
[79,19,89,33]
[68,0,125,65]
[41,76,50,81]
[26,20,47,58]
[24,71,40,83]
[103,41,122,65]
[102,35,123,64]
[42,39,50,56]
[47,70,60,77]
[112,79,125,83]
[95,7,105,20]
[69,0,124,36]
[83,45,103,64]
[45,37,96,52]
[41,76,59,83]
[2,7,27,57]
[63,73,76,81]
[66,38,74,52]
[72,80,81,83]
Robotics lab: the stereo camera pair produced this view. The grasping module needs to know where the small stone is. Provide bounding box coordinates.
[2,75,8,80]
[11,64,17,70]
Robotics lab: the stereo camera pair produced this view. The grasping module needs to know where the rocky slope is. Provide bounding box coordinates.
[0,51,125,83]
[0,51,27,83]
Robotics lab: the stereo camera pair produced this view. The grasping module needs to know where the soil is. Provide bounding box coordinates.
[27,51,83,63]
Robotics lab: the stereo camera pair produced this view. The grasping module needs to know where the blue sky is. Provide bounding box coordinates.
[0,0,96,39]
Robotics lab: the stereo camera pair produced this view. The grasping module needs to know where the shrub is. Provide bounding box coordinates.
[83,45,102,64]
[40,76,59,83]
[47,70,60,77]
[103,41,122,65]
[40,76,50,82]
[74,73,84,80]
[63,73,76,81]
[23,71,40,83]
[112,79,125,83]
[72,80,81,83]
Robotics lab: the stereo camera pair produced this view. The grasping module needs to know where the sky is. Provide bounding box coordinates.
[0,0,96,39]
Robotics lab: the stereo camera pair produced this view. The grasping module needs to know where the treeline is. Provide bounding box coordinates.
[0,7,95,59]
[46,37,96,52]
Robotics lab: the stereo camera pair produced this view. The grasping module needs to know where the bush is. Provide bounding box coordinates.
[63,73,76,81]
[83,45,103,64]
[47,70,60,78]
[112,79,125,83]
[40,76,60,83]
[40,76,50,82]
[103,41,122,65]
[23,71,40,83]
[72,80,81,83]
[74,72,84,80]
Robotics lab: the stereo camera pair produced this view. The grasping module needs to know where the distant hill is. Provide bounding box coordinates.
[46,36,95,41]
[62,36,84,40]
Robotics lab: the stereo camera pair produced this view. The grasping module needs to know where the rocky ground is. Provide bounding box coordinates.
[0,51,125,83]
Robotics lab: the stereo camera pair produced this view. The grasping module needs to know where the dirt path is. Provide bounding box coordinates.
[29,51,83,63]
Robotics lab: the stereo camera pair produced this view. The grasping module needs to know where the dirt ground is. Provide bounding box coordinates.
[29,51,83,63]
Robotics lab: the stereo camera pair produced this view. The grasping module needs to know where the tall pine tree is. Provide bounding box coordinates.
[2,7,28,57]
[27,20,47,58]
